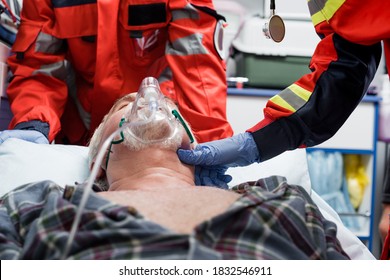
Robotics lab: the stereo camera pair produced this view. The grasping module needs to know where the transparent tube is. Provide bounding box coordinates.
[60,121,139,259]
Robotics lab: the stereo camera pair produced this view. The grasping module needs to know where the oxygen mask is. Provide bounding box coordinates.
[121,77,182,147]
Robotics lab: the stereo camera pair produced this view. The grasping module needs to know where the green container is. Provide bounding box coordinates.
[235,52,312,89]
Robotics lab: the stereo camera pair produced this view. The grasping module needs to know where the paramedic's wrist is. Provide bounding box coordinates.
[0,130,49,144]
[14,120,50,140]
[177,132,260,167]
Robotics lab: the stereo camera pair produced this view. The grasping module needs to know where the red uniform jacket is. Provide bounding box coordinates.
[247,0,387,162]
[7,0,233,144]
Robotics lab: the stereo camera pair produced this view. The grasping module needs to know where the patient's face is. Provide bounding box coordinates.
[99,93,193,153]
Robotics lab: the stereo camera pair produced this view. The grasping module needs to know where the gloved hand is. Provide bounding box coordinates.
[0,130,49,144]
[177,132,260,187]
[194,165,232,189]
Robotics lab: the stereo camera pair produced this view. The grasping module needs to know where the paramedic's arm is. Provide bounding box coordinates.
[179,35,381,168]
[248,36,381,161]
[250,0,388,160]
[165,1,233,143]
[179,0,384,169]
[6,0,68,143]
[0,124,49,144]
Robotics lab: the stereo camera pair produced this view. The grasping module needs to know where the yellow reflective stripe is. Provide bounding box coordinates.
[308,0,325,25]
[289,84,311,102]
[270,84,312,112]
[311,11,326,26]
[322,0,345,19]
[310,0,346,26]
[270,94,296,112]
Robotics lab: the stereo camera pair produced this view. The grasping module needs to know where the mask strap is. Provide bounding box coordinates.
[172,109,194,143]
[105,118,126,168]
[112,118,126,144]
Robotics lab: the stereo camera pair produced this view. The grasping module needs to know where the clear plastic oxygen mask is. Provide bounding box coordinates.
[122,77,180,146]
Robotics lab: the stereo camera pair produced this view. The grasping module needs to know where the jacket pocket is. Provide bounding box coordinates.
[11,23,41,53]
[52,3,97,38]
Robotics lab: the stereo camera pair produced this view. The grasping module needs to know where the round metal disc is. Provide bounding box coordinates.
[268,15,285,43]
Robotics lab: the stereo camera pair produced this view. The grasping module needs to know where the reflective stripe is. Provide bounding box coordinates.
[169,4,206,56]
[288,83,311,102]
[311,11,326,26]
[308,0,325,16]
[171,4,199,21]
[33,61,91,129]
[52,0,96,8]
[66,66,91,129]
[33,61,69,80]
[270,84,311,112]
[310,0,346,26]
[158,66,173,84]
[166,33,208,56]
[269,94,296,112]
[35,32,64,54]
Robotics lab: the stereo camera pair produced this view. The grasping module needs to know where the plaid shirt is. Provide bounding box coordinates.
[0,176,349,260]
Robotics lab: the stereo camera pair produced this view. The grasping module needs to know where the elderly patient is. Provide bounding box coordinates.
[0,87,349,260]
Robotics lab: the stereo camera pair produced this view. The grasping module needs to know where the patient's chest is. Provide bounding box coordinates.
[98,187,240,234]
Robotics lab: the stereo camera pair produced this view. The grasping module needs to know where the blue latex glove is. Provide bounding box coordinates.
[177,132,260,187]
[194,165,232,189]
[0,130,49,144]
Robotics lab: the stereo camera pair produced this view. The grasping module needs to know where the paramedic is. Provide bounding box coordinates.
[0,0,233,146]
[177,0,390,243]
[0,90,350,260]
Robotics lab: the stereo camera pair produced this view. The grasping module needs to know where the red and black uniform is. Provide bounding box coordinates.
[7,0,233,145]
[248,0,387,161]
[246,0,389,257]
[248,1,388,164]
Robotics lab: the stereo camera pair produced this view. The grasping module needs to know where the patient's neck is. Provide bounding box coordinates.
[106,146,195,191]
